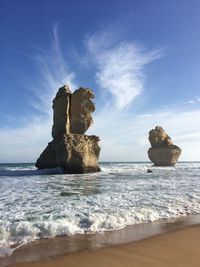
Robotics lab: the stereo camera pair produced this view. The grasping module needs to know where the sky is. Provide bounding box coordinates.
[0,0,200,162]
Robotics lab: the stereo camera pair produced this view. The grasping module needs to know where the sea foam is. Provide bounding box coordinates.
[0,162,200,256]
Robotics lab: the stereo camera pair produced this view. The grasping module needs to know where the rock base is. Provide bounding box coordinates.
[35,134,100,173]
[148,146,181,166]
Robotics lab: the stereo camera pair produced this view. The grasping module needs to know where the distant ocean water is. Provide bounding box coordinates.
[0,162,200,257]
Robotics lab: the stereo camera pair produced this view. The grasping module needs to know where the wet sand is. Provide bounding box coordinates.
[8,224,200,267]
[0,215,198,267]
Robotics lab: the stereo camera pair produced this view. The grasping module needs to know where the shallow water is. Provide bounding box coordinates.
[0,162,200,257]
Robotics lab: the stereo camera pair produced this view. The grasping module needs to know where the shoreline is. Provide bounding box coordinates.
[6,224,200,267]
[1,214,200,267]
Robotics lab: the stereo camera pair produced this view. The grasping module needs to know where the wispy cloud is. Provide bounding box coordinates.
[85,31,163,110]
[1,25,200,163]
[0,117,52,162]
[187,97,200,105]
[0,24,77,162]
[89,107,200,161]
[1,104,200,162]
[29,23,77,114]
[164,96,200,109]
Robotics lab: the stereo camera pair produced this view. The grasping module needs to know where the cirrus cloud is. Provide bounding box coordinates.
[85,31,164,110]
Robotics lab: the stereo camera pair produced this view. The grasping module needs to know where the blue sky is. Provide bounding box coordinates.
[0,0,200,162]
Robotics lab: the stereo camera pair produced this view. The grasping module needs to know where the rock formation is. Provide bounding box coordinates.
[52,85,71,139]
[148,126,181,166]
[71,87,95,134]
[36,85,100,173]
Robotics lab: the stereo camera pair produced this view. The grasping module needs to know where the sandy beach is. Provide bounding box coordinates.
[7,224,200,267]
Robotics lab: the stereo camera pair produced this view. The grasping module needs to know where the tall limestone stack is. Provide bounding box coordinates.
[35,85,100,173]
[148,126,181,166]
[52,85,71,138]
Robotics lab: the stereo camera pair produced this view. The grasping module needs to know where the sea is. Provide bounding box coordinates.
[0,162,200,259]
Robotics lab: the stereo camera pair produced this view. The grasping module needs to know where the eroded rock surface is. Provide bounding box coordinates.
[35,85,100,173]
[36,134,100,173]
[52,85,71,139]
[149,126,173,148]
[148,126,181,166]
[71,87,95,134]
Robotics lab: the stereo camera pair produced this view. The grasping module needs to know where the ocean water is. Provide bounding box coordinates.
[0,162,200,257]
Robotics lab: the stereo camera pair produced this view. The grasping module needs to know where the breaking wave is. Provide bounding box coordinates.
[0,162,200,257]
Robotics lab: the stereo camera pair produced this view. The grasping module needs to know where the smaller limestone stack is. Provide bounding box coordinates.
[35,85,100,173]
[148,126,181,166]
